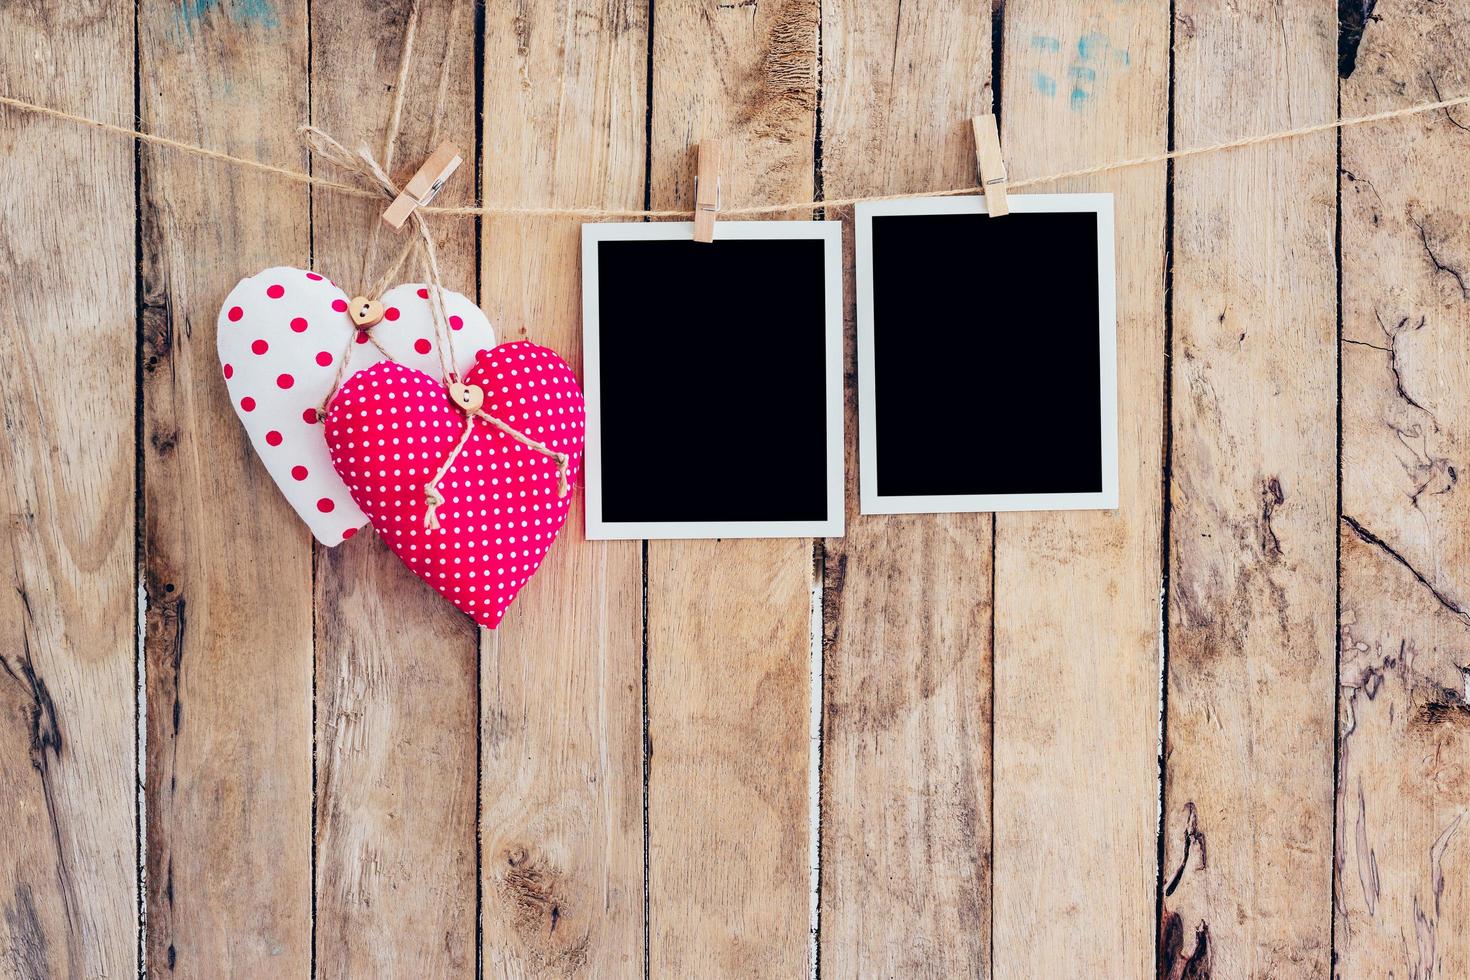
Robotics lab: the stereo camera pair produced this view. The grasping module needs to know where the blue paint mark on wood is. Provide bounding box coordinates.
[1029,30,1129,108]
[1077,32,1109,60]
[177,0,278,33]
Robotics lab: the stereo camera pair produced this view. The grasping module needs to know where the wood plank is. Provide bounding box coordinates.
[991,5,1168,978]
[308,2,478,975]
[137,2,314,973]
[0,4,137,977]
[1337,3,1470,973]
[816,2,993,975]
[1162,2,1338,975]
[646,1,818,975]
[478,2,647,975]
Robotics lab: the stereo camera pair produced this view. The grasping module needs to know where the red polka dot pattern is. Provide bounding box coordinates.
[324,342,585,628]
[217,266,498,547]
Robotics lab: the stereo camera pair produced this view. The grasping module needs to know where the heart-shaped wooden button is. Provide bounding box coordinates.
[348,296,385,328]
[448,381,484,414]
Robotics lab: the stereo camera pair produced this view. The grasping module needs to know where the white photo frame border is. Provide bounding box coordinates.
[581,220,846,540]
[854,193,1119,515]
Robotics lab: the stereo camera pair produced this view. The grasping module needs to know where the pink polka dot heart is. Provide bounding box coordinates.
[323,342,586,629]
[217,266,496,545]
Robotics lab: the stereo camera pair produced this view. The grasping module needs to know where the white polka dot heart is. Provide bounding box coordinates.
[216,267,496,545]
[324,343,586,629]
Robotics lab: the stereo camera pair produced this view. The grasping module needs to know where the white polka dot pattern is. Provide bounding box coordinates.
[216,266,496,546]
[323,342,586,629]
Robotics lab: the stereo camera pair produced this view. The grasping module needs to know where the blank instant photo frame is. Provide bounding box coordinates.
[855,194,1119,514]
[581,221,845,540]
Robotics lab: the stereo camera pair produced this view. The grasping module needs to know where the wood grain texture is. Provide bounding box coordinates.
[137,1,314,973]
[0,3,137,977]
[1338,2,1470,974]
[309,2,479,976]
[479,1,647,975]
[646,2,819,975]
[816,2,993,976]
[991,5,1168,978]
[1163,2,1338,976]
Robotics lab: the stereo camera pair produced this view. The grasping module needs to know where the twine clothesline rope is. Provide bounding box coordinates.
[3,88,1469,218]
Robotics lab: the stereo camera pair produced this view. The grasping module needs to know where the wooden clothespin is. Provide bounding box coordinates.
[693,140,723,243]
[971,114,1009,217]
[382,141,463,229]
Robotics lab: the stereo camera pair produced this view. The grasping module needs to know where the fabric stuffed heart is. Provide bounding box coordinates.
[217,266,496,545]
[323,342,586,628]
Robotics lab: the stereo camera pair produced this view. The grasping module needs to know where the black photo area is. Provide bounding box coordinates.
[595,237,830,524]
[870,210,1103,497]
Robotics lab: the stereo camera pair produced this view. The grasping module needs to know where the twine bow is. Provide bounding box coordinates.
[301,125,459,396]
[423,408,572,531]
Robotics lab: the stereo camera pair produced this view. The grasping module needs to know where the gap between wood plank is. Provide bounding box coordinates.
[808,540,825,980]
[1152,0,1179,969]
[132,1,148,971]
[1329,53,1345,967]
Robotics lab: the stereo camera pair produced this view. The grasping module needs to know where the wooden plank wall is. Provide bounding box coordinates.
[645,3,818,976]
[138,1,315,974]
[818,3,993,976]
[1338,0,1470,975]
[4,1,1470,978]
[309,2,480,975]
[480,2,647,975]
[1164,3,1338,976]
[993,3,1168,976]
[1,3,137,978]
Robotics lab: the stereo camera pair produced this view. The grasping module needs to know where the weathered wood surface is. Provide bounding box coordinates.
[992,4,1168,978]
[817,3,994,977]
[479,1,647,976]
[0,3,137,978]
[1338,1,1470,975]
[137,1,315,975]
[5,1,1470,978]
[644,2,819,977]
[1164,1,1339,976]
[309,1,479,975]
